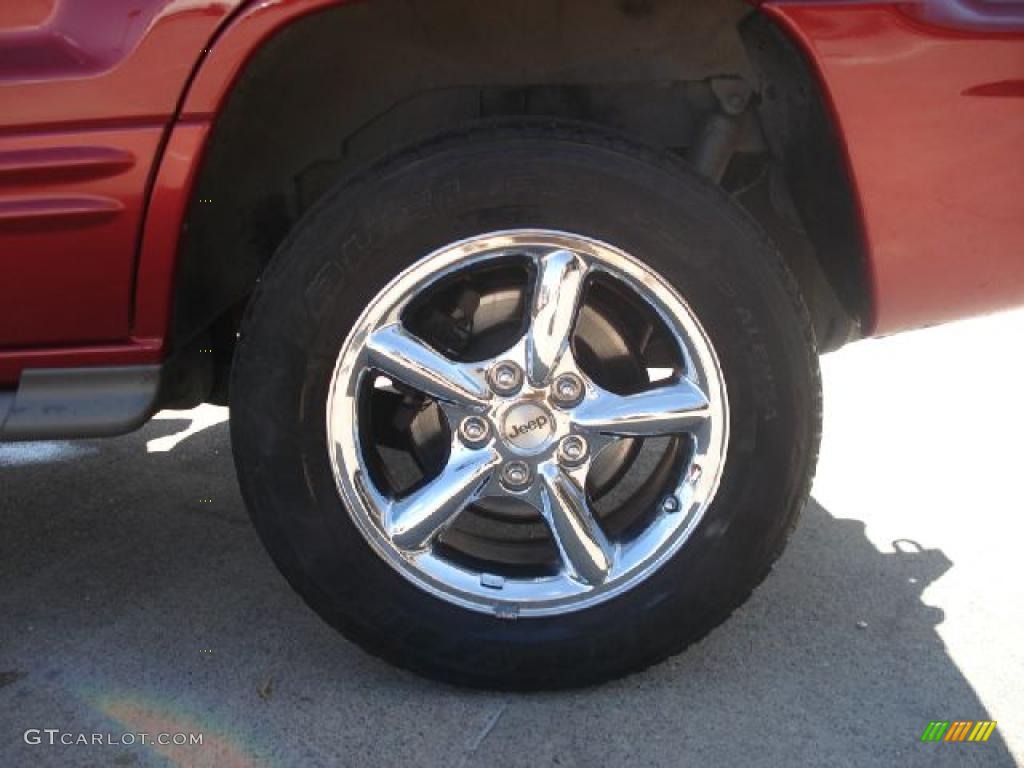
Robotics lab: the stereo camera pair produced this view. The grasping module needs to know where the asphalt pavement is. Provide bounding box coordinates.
[2,308,1022,767]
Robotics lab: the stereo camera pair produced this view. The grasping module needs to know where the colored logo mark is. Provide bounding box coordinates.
[921,721,997,742]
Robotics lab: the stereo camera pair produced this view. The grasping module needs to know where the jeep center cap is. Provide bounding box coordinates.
[502,402,555,453]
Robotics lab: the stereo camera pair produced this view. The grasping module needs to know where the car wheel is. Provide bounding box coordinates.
[230,121,821,689]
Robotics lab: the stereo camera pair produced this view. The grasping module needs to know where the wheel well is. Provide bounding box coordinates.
[164,0,868,406]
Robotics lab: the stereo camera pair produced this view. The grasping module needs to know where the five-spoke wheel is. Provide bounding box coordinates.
[328,231,728,616]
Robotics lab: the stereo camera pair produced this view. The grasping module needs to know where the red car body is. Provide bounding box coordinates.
[1,0,1022,388]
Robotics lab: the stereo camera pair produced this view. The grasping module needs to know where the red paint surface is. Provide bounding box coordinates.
[0,1,235,129]
[0,127,162,352]
[765,3,1024,334]
[0,1,245,384]
[0,1,55,29]
[0,0,342,385]
[134,122,211,341]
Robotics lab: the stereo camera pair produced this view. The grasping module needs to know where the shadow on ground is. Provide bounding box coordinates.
[0,413,1014,767]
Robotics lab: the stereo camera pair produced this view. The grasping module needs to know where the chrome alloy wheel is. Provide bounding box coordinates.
[327,230,728,617]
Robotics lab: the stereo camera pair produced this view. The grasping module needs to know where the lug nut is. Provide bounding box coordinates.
[500,461,532,490]
[488,361,524,396]
[551,372,584,408]
[661,495,680,513]
[458,416,491,447]
[557,435,589,466]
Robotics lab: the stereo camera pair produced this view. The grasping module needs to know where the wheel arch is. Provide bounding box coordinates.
[147,0,871,407]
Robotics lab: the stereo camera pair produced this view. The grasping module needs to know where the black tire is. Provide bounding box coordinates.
[230,120,821,689]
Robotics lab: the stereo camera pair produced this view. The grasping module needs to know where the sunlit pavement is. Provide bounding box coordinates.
[1,309,1022,767]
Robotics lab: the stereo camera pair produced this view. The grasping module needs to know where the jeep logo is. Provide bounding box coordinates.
[502,403,555,452]
[507,415,548,439]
